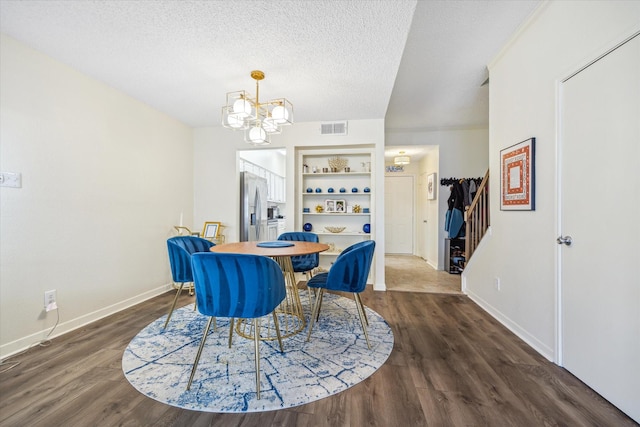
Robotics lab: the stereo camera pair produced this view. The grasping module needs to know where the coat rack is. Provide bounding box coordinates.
[440,177,483,186]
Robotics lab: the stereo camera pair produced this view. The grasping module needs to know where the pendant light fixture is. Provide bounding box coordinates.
[394,151,410,165]
[222,70,293,145]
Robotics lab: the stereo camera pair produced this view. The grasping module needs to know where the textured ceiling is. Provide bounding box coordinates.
[0,0,540,137]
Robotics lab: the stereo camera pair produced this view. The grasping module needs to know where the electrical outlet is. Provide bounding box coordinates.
[494,277,501,291]
[44,289,57,311]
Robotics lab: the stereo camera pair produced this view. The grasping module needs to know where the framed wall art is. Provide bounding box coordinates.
[500,137,536,211]
[427,173,437,200]
[202,221,221,239]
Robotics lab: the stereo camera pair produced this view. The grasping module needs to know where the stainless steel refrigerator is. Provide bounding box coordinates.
[239,171,268,241]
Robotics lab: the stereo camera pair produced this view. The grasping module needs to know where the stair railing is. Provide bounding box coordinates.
[465,169,490,260]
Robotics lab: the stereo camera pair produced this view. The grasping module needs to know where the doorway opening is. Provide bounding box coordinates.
[384,145,458,293]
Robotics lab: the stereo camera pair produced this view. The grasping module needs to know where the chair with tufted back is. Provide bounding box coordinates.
[278,231,319,305]
[164,236,215,329]
[305,240,375,349]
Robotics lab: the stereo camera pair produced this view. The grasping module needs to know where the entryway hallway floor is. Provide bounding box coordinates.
[385,254,462,294]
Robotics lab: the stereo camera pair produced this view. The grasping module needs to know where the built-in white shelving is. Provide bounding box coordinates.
[297,148,375,273]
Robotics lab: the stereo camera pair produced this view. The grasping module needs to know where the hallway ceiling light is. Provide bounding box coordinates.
[222,70,293,145]
[394,151,410,165]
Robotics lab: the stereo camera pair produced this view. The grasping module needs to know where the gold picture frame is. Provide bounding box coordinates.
[202,221,221,239]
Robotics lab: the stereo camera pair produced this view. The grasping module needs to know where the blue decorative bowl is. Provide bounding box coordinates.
[306,187,313,193]
[303,208,310,212]
[363,187,370,193]
[363,223,370,233]
[352,187,358,193]
[315,188,322,193]
[303,223,312,231]
[339,187,346,193]
[328,187,334,193]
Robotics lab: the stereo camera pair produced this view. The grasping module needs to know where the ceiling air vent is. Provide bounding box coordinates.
[320,121,348,136]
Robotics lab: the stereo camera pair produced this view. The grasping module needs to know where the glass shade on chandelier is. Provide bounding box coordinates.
[221,71,293,145]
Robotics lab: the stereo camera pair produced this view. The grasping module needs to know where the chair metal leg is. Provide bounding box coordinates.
[187,316,215,390]
[306,288,324,342]
[228,318,235,348]
[163,283,184,329]
[353,293,371,349]
[305,271,314,308]
[315,288,324,322]
[254,318,261,399]
[193,284,197,311]
[354,293,369,326]
[273,312,284,352]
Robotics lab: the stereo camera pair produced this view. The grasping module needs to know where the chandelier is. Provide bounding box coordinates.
[221,70,293,145]
[394,151,410,165]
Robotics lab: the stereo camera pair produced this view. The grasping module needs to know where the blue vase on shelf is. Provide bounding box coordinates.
[328,187,334,193]
[303,223,312,232]
[306,187,313,193]
[363,187,370,193]
[339,187,346,193]
[363,223,370,233]
[315,188,322,193]
[352,187,358,193]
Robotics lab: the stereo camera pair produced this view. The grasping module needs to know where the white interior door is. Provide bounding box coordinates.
[559,34,639,422]
[385,175,414,254]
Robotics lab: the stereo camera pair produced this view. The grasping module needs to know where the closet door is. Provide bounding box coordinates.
[559,34,639,422]
[385,175,414,254]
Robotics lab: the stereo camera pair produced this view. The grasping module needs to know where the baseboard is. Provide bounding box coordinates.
[372,281,386,291]
[0,283,173,359]
[466,289,555,362]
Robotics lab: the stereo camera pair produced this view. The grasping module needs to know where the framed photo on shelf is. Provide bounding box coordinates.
[325,200,336,213]
[202,221,221,239]
[500,137,536,211]
[427,173,437,200]
[325,199,346,213]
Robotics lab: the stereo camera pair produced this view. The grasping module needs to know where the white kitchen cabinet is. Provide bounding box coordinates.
[240,159,286,203]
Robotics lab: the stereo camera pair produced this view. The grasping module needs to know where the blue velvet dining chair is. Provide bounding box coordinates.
[277,232,319,274]
[306,240,376,349]
[186,252,286,399]
[164,236,215,329]
[278,231,319,305]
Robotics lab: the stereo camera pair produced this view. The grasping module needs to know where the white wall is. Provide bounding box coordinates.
[463,1,640,361]
[193,119,387,289]
[386,128,489,269]
[0,35,194,357]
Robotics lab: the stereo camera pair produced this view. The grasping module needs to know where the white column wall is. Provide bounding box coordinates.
[0,35,193,357]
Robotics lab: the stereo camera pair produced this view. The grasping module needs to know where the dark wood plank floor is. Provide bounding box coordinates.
[1,288,636,426]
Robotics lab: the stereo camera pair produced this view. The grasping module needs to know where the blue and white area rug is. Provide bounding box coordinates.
[122,293,394,412]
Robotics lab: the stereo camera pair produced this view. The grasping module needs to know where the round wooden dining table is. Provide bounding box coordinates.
[210,241,329,340]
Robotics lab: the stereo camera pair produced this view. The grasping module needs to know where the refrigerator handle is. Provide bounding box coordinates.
[254,188,262,240]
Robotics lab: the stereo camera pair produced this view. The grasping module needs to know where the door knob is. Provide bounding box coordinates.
[556,235,573,246]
